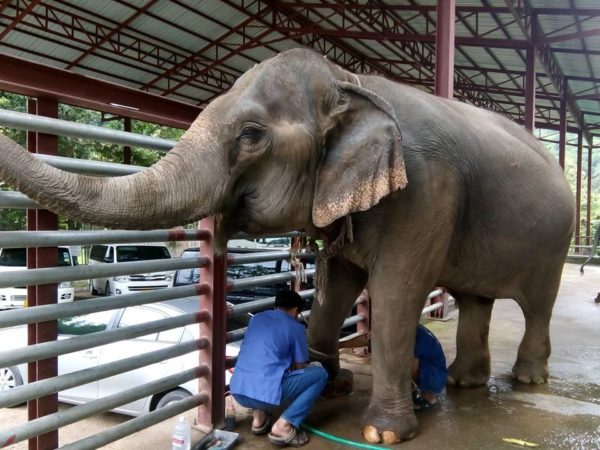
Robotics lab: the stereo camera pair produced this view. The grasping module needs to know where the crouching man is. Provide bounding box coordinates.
[231,290,328,447]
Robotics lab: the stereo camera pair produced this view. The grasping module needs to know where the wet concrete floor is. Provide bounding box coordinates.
[2,263,599,449]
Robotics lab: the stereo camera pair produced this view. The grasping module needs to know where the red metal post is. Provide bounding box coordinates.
[27,98,58,450]
[435,0,455,99]
[123,117,132,165]
[558,97,567,170]
[524,45,536,131]
[25,99,38,450]
[587,139,593,245]
[356,289,370,336]
[575,130,583,252]
[198,218,227,431]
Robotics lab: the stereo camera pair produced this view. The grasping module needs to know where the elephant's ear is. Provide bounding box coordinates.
[312,81,407,228]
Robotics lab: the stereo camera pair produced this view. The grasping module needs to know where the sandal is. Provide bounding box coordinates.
[268,427,310,447]
[251,412,272,435]
[413,393,438,411]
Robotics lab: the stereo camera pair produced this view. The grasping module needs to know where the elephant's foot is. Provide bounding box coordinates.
[512,359,548,384]
[361,404,418,444]
[447,358,490,387]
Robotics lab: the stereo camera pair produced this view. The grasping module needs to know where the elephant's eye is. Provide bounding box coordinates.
[238,124,264,144]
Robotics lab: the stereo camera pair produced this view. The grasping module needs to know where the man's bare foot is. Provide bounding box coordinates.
[252,409,266,429]
[270,418,294,437]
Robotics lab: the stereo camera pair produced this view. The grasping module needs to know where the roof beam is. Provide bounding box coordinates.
[505,0,592,144]
[0,54,199,128]
[0,0,41,41]
[65,0,159,70]
[539,28,600,45]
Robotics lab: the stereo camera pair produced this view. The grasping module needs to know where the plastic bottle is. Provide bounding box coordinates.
[171,416,191,450]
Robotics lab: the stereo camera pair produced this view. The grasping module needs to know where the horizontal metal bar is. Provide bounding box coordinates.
[342,314,365,329]
[229,269,315,291]
[60,392,209,450]
[227,250,291,265]
[0,338,208,408]
[0,256,209,288]
[0,310,210,367]
[229,289,315,316]
[0,108,175,151]
[0,283,209,328]
[37,154,142,176]
[233,231,304,240]
[0,229,211,249]
[0,366,208,447]
[0,191,41,209]
[226,328,247,343]
[421,302,444,316]
[427,289,444,300]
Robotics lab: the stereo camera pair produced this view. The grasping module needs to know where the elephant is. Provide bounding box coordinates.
[0,48,575,444]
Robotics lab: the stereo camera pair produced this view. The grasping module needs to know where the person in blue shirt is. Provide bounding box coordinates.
[231,290,328,447]
[412,323,448,410]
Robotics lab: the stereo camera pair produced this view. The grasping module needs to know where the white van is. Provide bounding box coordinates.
[0,247,75,310]
[88,244,174,296]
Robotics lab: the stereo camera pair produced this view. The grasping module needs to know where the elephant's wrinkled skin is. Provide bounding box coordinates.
[0,49,575,444]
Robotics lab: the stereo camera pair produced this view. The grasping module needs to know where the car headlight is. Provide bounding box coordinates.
[166,272,174,281]
[113,275,130,282]
[59,281,72,288]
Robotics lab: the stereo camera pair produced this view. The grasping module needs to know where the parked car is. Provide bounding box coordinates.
[88,244,174,296]
[0,298,251,416]
[174,243,314,305]
[0,247,75,310]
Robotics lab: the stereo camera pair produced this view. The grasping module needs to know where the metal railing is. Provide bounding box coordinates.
[0,106,445,449]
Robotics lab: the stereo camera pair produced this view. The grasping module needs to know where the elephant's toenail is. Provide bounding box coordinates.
[363,425,381,443]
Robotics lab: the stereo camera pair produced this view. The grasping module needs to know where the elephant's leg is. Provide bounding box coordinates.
[512,267,562,384]
[361,273,430,444]
[447,293,495,387]
[307,255,367,378]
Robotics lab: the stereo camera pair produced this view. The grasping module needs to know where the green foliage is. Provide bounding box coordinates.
[0,92,184,231]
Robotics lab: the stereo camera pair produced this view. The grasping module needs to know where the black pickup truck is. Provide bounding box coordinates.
[173,244,314,305]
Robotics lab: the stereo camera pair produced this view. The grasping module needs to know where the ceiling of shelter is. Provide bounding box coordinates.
[0,0,598,139]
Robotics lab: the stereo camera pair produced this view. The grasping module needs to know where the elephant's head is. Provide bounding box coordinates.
[0,49,407,240]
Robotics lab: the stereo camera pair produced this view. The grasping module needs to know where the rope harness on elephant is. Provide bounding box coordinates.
[314,215,354,305]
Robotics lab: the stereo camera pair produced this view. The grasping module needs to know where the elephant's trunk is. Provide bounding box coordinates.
[0,113,227,229]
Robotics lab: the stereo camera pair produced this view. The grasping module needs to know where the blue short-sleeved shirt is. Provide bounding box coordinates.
[414,324,448,393]
[230,309,308,405]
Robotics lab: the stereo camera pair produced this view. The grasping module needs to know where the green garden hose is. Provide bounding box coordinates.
[301,423,392,450]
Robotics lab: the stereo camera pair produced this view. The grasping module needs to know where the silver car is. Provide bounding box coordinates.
[0,298,248,416]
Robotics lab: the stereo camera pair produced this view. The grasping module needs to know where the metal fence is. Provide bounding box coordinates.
[0,108,444,449]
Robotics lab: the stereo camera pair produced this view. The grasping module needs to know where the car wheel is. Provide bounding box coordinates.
[105,282,112,297]
[89,281,99,296]
[155,389,191,409]
[0,366,23,392]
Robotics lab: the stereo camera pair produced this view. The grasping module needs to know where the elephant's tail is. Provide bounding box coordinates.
[580,223,600,275]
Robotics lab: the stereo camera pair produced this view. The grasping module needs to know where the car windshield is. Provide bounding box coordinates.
[58,310,114,335]
[0,248,71,267]
[116,246,171,262]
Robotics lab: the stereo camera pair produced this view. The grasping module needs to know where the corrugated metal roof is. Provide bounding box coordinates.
[0,0,597,139]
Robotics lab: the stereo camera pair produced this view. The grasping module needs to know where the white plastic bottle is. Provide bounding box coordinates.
[171,416,191,450]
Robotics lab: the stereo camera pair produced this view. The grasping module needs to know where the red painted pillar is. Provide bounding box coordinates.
[558,98,567,170]
[123,117,132,165]
[27,97,59,450]
[524,45,536,132]
[198,218,226,430]
[575,130,583,252]
[435,0,455,99]
[25,99,38,450]
[587,139,593,245]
